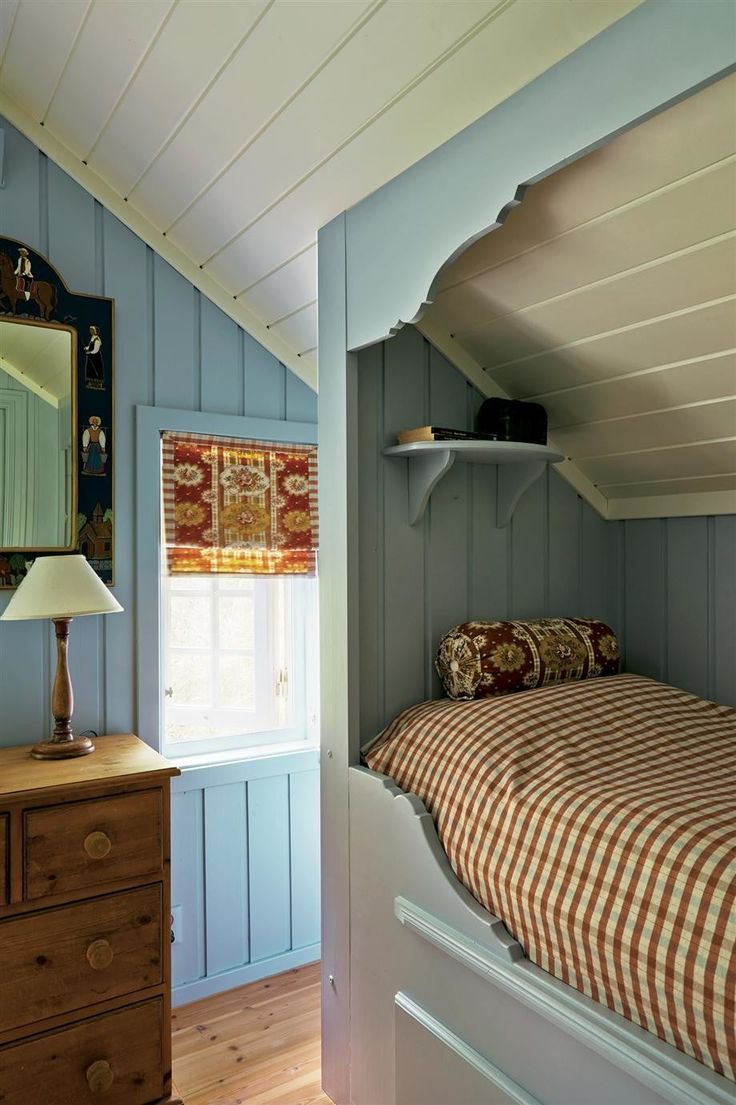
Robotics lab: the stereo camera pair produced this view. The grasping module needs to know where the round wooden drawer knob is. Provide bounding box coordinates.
[86,1059,114,1092]
[86,938,114,971]
[84,831,112,859]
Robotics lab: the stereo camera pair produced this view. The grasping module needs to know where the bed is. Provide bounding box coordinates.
[352,674,736,1105]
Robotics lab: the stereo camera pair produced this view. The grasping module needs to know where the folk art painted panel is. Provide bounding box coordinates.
[0,236,114,586]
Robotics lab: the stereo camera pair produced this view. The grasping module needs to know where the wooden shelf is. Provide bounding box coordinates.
[383,440,564,527]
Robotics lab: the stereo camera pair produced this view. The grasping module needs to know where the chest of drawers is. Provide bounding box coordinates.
[0,733,181,1105]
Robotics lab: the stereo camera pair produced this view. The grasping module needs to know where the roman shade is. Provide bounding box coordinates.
[161,431,318,575]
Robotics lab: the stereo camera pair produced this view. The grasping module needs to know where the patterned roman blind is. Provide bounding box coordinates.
[161,431,318,575]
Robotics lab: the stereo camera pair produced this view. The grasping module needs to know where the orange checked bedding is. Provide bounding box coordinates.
[363,674,736,1079]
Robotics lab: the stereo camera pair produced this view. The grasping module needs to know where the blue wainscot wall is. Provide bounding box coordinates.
[0,118,320,1002]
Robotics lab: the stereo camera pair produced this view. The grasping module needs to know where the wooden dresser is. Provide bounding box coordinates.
[0,734,181,1105]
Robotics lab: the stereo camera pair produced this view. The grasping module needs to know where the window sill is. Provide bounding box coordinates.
[170,738,318,773]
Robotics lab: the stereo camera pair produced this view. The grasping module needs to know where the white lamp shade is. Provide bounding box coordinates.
[0,555,123,621]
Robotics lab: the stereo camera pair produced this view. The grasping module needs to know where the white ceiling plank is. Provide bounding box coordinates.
[0,0,20,73]
[172,0,502,263]
[89,0,271,194]
[489,297,736,397]
[578,439,736,485]
[269,301,318,355]
[243,246,317,328]
[433,159,736,331]
[206,0,641,294]
[438,73,736,290]
[128,0,378,227]
[42,0,174,159]
[554,397,736,458]
[601,474,736,498]
[0,0,90,120]
[543,351,736,426]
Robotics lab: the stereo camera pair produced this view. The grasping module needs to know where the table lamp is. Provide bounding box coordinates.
[0,555,123,759]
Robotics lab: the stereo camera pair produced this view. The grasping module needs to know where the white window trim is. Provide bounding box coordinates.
[134,404,318,760]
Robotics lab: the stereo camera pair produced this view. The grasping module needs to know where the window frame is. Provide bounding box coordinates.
[135,404,318,762]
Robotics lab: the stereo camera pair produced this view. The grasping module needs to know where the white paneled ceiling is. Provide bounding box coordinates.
[0,0,642,388]
[421,74,736,519]
[0,321,72,405]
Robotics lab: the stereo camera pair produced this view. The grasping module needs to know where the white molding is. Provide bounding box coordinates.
[607,489,736,520]
[395,991,541,1105]
[0,95,317,392]
[394,894,733,1105]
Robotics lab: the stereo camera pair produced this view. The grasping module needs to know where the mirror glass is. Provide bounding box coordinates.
[0,319,74,548]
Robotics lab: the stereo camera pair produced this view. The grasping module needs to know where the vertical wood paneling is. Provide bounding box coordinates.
[153,256,197,410]
[509,475,547,620]
[1,122,40,249]
[286,372,318,423]
[204,783,249,975]
[666,518,708,695]
[290,768,321,950]
[248,775,291,962]
[382,326,428,721]
[547,471,581,616]
[244,331,285,418]
[357,341,385,741]
[714,516,736,705]
[171,788,205,986]
[623,520,666,682]
[200,297,241,415]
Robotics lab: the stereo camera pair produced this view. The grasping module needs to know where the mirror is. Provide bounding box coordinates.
[0,319,75,548]
[0,235,114,588]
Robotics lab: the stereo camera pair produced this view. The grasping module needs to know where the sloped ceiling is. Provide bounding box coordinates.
[0,320,71,405]
[0,0,642,389]
[421,73,736,519]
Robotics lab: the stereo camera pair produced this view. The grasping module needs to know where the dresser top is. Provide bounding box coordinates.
[0,734,179,802]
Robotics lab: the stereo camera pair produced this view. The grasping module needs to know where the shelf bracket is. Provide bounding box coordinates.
[496,460,547,528]
[407,449,455,525]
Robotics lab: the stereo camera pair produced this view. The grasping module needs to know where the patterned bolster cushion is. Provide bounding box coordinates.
[436,617,620,700]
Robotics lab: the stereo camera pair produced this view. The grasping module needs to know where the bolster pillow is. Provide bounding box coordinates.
[436,617,620,700]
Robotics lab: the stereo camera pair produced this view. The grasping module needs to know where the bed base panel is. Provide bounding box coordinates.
[349,766,734,1105]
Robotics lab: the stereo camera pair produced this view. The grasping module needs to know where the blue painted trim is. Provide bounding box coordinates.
[172,944,320,1006]
[172,746,320,793]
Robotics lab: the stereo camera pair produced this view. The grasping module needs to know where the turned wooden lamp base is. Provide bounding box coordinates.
[31,617,96,761]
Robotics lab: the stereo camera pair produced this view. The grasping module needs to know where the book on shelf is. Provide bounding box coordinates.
[396,426,498,445]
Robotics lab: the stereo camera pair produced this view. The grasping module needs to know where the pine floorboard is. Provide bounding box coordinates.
[171,961,332,1105]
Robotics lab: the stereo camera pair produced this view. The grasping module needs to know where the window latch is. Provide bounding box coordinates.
[164,686,174,699]
[275,668,289,699]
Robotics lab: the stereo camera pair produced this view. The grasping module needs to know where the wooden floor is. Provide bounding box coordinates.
[172,961,332,1105]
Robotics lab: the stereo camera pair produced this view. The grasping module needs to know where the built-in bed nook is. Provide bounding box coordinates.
[318,6,736,1105]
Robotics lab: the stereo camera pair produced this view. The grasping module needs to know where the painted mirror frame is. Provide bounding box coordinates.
[0,236,114,587]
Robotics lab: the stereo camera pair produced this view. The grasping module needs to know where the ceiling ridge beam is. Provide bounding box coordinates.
[124,0,277,200]
[456,228,736,339]
[487,294,736,371]
[437,149,736,295]
[415,312,609,519]
[0,92,317,391]
[197,0,518,268]
[553,394,736,432]
[580,435,736,463]
[163,0,389,238]
[527,348,736,401]
[84,0,179,163]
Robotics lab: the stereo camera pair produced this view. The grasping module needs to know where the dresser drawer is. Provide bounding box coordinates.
[25,790,163,901]
[0,815,7,905]
[0,884,162,1033]
[0,998,165,1105]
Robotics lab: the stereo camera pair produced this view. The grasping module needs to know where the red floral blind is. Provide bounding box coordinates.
[161,432,318,575]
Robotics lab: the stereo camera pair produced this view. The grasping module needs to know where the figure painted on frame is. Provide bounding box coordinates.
[82,415,107,477]
[84,325,105,389]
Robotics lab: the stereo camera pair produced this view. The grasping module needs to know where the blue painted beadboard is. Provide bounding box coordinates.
[357,325,736,740]
[0,118,320,998]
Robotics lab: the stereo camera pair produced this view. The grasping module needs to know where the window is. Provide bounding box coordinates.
[159,428,319,760]
[162,572,318,758]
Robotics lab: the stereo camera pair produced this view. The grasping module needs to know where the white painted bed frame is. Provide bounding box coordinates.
[349,765,735,1105]
[317,4,736,1101]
